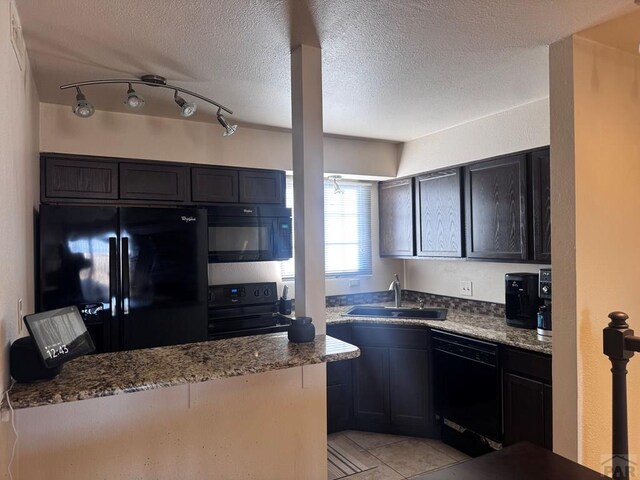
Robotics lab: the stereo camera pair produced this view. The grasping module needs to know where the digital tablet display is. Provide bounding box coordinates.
[24,306,95,369]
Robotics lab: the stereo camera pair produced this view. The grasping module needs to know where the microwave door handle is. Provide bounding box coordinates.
[122,237,130,315]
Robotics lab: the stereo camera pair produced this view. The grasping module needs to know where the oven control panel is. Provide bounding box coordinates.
[208,282,278,307]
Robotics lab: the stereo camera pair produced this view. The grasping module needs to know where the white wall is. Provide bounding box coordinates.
[397,99,551,303]
[40,103,398,179]
[0,1,40,477]
[551,33,640,470]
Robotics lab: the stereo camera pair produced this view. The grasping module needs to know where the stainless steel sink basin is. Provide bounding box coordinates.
[343,305,447,320]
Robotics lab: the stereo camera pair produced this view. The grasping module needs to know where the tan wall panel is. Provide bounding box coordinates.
[17,365,327,480]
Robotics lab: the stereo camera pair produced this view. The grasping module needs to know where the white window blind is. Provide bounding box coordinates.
[281,176,372,278]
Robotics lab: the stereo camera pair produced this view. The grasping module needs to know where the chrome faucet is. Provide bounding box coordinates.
[389,274,401,307]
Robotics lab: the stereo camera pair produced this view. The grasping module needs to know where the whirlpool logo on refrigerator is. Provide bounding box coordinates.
[181,216,197,223]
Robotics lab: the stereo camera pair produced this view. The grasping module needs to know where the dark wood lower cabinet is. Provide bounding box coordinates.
[502,347,553,450]
[354,345,390,430]
[389,347,432,435]
[327,324,353,434]
[327,324,552,445]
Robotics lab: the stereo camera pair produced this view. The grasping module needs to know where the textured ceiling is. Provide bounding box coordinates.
[15,0,635,141]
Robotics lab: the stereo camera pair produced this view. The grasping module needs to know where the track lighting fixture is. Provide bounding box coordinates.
[174,90,197,117]
[72,87,95,118]
[124,83,145,110]
[217,108,237,136]
[60,74,237,136]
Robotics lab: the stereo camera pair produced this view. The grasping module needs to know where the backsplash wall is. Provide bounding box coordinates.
[404,260,548,305]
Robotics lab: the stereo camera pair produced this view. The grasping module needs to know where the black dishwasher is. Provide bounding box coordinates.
[432,330,501,442]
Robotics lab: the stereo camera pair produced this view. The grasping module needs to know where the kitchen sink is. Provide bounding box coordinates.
[343,305,448,320]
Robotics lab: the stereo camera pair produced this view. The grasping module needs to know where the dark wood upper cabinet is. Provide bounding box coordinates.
[238,170,284,205]
[531,148,551,263]
[464,154,528,260]
[43,156,118,201]
[379,178,415,257]
[192,167,239,203]
[119,163,189,202]
[415,168,463,257]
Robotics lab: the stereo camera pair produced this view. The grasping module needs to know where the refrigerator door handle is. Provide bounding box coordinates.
[109,237,118,317]
[122,237,130,315]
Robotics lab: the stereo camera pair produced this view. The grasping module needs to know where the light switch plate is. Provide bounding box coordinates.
[460,280,473,296]
[348,279,360,287]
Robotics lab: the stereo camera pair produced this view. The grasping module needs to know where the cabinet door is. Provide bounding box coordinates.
[379,179,415,257]
[543,384,553,450]
[192,167,238,203]
[415,169,463,257]
[465,154,528,260]
[503,372,545,447]
[327,325,353,433]
[43,156,118,201]
[354,346,390,430]
[238,170,284,205]
[120,163,189,202]
[531,148,551,263]
[389,347,432,435]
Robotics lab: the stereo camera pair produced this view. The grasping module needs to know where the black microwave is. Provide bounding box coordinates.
[207,206,292,263]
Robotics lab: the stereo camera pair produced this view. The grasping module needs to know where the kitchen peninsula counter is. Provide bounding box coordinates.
[9,333,359,409]
[326,302,552,355]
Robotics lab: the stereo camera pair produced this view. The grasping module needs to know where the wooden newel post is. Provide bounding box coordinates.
[603,311,634,476]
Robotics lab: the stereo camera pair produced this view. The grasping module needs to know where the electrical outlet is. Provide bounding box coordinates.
[17,298,23,333]
[460,281,473,297]
[348,279,360,288]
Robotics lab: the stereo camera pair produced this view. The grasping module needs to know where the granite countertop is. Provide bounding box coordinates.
[326,302,552,355]
[8,333,359,410]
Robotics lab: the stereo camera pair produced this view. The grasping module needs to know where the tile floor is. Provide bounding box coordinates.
[328,431,471,479]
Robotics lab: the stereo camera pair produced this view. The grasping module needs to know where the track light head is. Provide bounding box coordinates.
[72,87,95,118]
[174,90,197,117]
[217,108,237,136]
[124,83,145,110]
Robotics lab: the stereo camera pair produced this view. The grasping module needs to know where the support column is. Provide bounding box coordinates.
[291,44,326,333]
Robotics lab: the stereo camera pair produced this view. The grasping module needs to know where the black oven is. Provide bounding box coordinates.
[432,330,502,442]
[207,206,292,262]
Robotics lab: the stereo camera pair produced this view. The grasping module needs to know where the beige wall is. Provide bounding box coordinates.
[397,99,550,303]
[0,1,40,477]
[551,34,640,469]
[40,102,398,179]
[16,365,327,480]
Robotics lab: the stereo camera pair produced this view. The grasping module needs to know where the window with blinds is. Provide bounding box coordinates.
[281,176,372,278]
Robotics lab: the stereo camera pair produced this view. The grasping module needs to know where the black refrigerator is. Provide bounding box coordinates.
[37,205,208,352]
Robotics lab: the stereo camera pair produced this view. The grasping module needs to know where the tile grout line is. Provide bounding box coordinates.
[363,446,408,479]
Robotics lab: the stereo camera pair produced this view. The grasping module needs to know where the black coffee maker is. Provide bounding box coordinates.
[505,273,542,329]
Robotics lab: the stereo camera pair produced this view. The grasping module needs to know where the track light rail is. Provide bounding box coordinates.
[60,77,233,115]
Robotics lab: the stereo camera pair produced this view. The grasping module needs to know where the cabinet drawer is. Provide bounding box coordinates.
[120,163,189,202]
[352,325,428,349]
[44,157,118,200]
[192,167,238,203]
[502,347,552,384]
[238,170,284,204]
